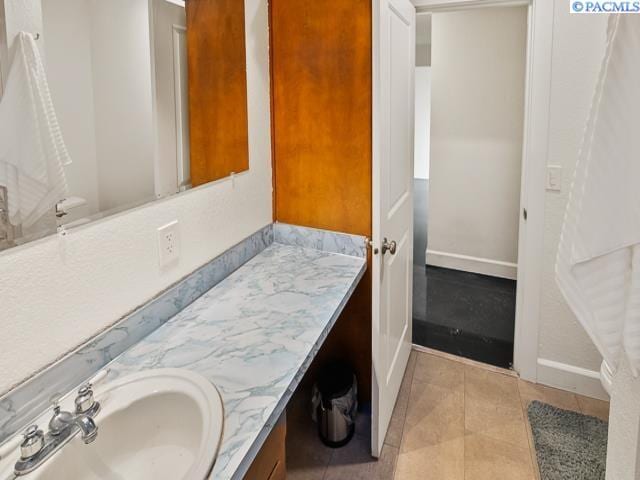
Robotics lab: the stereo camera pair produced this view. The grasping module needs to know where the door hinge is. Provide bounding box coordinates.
[523,208,528,221]
[366,238,379,255]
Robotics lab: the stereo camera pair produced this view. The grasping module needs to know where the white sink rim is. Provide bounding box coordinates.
[1,368,224,480]
[91,368,224,480]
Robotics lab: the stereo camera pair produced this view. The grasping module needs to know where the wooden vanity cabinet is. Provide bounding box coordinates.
[243,414,286,480]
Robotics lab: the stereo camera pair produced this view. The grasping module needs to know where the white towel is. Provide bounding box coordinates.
[556,14,640,377]
[0,32,70,228]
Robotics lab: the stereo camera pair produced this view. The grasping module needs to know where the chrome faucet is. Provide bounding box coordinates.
[48,403,98,443]
[13,383,101,476]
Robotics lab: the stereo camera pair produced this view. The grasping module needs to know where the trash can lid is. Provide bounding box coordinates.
[317,362,356,401]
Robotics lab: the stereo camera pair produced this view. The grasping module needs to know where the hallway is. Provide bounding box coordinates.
[412,178,517,368]
[411,6,523,369]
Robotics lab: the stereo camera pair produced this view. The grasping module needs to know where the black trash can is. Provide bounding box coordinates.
[312,362,358,448]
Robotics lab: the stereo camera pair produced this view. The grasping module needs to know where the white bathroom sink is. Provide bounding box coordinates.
[13,369,223,480]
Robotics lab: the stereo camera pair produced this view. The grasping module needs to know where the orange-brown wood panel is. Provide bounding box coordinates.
[270,0,372,403]
[270,0,372,237]
[187,0,249,186]
[243,414,286,480]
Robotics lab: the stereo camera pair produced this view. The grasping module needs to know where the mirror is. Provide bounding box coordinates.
[0,0,250,252]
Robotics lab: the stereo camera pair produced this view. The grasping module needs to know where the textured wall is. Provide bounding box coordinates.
[537,3,607,371]
[0,0,272,395]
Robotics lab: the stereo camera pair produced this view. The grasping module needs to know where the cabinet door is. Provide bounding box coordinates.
[243,414,286,480]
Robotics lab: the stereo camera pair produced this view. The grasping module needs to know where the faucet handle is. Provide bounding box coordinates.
[20,425,44,460]
[88,369,109,387]
[75,384,97,415]
[74,369,109,415]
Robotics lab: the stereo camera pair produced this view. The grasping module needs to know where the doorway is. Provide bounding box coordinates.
[411,5,528,369]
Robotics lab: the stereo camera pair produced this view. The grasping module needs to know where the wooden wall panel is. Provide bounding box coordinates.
[270,0,372,403]
[187,0,249,186]
[270,0,372,237]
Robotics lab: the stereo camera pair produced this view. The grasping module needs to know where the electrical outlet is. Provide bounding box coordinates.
[157,221,180,268]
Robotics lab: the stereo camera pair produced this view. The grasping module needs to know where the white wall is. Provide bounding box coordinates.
[413,67,430,180]
[1,0,41,95]
[40,0,165,218]
[537,3,606,378]
[427,7,526,277]
[606,358,640,480]
[415,13,431,67]
[0,2,7,95]
[89,0,155,212]
[41,0,100,216]
[535,10,640,477]
[3,0,42,53]
[0,0,273,395]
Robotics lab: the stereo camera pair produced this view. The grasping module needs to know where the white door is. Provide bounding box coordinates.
[371,0,416,457]
[150,0,191,198]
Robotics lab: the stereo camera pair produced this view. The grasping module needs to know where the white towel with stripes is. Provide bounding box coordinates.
[0,32,70,228]
[556,14,640,377]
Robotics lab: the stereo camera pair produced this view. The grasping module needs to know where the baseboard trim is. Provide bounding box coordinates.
[425,249,517,280]
[599,360,614,395]
[537,358,609,400]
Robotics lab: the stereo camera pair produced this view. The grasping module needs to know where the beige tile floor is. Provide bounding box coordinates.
[286,349,610,480]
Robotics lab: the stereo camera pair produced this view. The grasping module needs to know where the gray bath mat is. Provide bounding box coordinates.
[527,400,608,480]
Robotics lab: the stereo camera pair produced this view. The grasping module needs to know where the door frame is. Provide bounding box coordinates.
[382,0,554,382]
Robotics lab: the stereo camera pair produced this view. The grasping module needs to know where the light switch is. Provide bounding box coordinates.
[547,165,563,192]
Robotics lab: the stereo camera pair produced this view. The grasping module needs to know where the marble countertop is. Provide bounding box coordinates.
[103,241,366,479]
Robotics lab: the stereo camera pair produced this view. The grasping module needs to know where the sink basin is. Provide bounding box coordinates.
[6,369,223,480]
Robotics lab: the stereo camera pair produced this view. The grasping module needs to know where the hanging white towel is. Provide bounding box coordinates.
[556,14,640,377]
[0,32,70,228]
